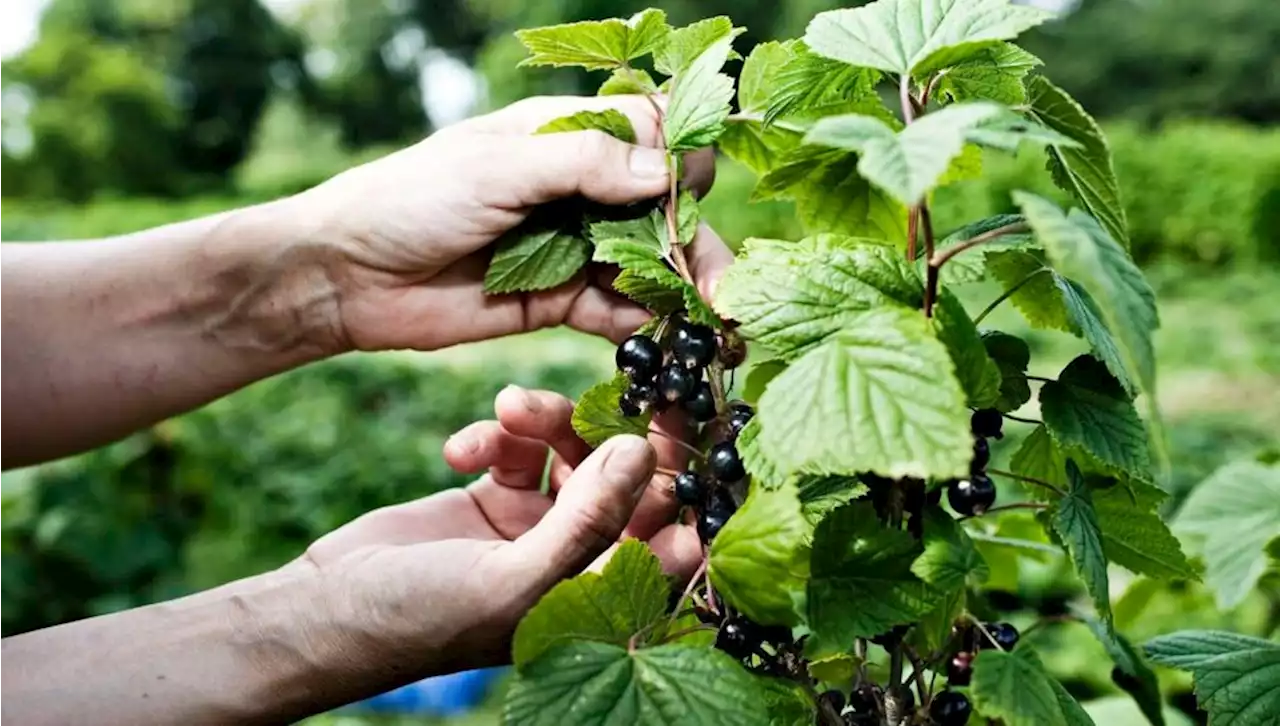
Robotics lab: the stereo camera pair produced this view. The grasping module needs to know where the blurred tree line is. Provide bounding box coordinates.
[2,0,1277,203]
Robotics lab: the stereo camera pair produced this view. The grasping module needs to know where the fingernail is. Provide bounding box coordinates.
[629,147,669,180]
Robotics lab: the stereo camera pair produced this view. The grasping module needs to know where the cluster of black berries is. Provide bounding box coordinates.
[927,620,1020,725]
[678,404,752,543]
[615,321,737,422]
[945,408,1002,517]
[817,686,882,726]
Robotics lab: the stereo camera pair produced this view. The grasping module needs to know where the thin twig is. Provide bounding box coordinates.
[655,466,681,478]
[1025,375,1054,384]
[973,267,1048,325]
[1003,413,1043,425]
[1019,614,1080,641]
[666,558,708,629]
[899,73,916,125]
[648,426,706,459]
[921,204,938,317]
[959,502,1049,521]
[907,206,920,262]
[929,222,1030,269]
[922,71,945,107]
[987,467,1065,496]
[905,647,931,708]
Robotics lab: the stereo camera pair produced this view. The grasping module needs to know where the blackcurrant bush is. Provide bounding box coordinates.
[981,621,1020,651]
[683,382,717,422]
[930,690,972,726]
[714,620,756,659]
[717,329,748,369]
[672,322,717,369]
[971,436,991,471]
[615,335,662,381]
[673,471,706,506]
[708,442,746,482]
[971,408,1004,439]
[818,690,846,714]
[946,651,974,686]
[946,473,997,516]
[657,363,697,403]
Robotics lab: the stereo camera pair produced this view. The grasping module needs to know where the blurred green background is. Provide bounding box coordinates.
[2,0,1278,724]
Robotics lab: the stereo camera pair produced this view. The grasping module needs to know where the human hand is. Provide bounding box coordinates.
[290,95,733,354]
[298,385,701,680]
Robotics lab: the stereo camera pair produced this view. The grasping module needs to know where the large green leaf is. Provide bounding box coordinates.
[755,308,972,481]
[933,213,1034,286]
[737,41,791,114]
[986,249,1072,332]
[1026,76,1129,249]
[1053,460,1112,626]
[1082,617,1165,726]
[912,507,988,591]
[970,649,1072,726]
[934,292,1002,408]
[1040,355,1151,481]
[1015,192,1157,401]
[504,642,770,726]
[764,41,882,125]
[516,10,670,70]
[612,269,685,314]
[718,121,802,176]
[804,0,1052,77]
[664,35,735,151]
[571,375,652,447]
[1094,481,1196,581]
[1144,631,1280,726]
[756,677,815,726]
[796,475,869,525]
[536,109,637,142]
[806,502,937,657]
[930,42,1042,105]
[709,481,811,626]
[1174,460,1280,609]
[792,156,909,243]
[653,16,740,77]
[513,539,670,668]
[484,227,591,294]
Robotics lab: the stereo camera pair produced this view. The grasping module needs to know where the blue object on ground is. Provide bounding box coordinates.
[358,667,505,716]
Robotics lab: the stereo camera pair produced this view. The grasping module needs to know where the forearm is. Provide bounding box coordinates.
[1,199,350,468]
[0,563,403,725]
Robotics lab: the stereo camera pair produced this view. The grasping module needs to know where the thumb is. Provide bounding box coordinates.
[503,435,656,590]
[497,131,672,207]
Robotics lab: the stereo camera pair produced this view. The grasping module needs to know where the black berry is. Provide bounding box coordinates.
[619,396,643,417]
[926,485,943,506]
[708,442,746,483]
[946,651,974,686]
[726,408,754,440]
[971,436,991,471]
[683,382,717,422]
[714,620,756,659]
[947,473,997,516]
[930,690,972,726]
[971,408,1004,439]
[728,400,754,416]
[694,606,721,625]
[616,335,662,381]
[657,363,698,403]
[674,471,706,506]
[717,329,748,369]
[981,621,1020,651]
[846,687,880,725]
[672,322,717,370]
[818,690,845,714]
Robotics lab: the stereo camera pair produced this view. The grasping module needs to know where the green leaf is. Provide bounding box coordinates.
[806,103,1005,205]
[571,375,652,447]
[1053,460,1112,626]
[1040,355,1151,481]
[912,507,989,591]
[710,481,811,626]
[804,0,1053,77]
[1144,631,1280,726]
[934,292,1003,408]
[756,677,815,726]
[536,108,637,143]
[982,330,1032,413]
[718,120,803,176]
[512,539,669,668]
[736,418,786,488]
[1027,76,1130,249]
[796,475,869,526]
[764,42,882,126]
[986,249,1072,332]
[1011,424,1069,491]
[754,308,973,481]
[743,359,787,406]
[664,35,736,151]
[516,12,668,71]
[970,649,1072,726]
[504,642,770,726]
[653,16,741,77]
[1175,460,1280,610]
[792,156,909,243]
[738,41,791,113]
[806,502,938,656]
[1095,480,1196,581]
[933,213,1034,286]
[612,269,685,314]
[1014,192,1156,400]
[967,111,1083,153]
[599,67,658,96]
[931,42,1042,105]
[590,209,668,257]
[1082,617,1165,726]
[1049,677,1099,726]
[484,226,591,294]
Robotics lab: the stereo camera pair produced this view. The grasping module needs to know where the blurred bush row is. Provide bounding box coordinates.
[5,122,1280,268]
[1,349,604,636]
